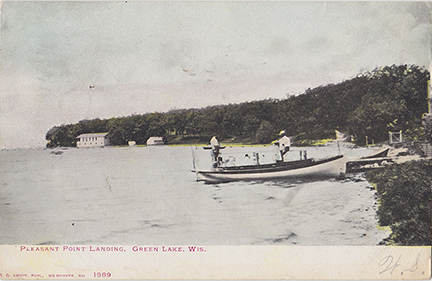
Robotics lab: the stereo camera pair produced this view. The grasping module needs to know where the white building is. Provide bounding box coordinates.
[146,137,164,146]
[128,141,136,146]
[76,133,110,148]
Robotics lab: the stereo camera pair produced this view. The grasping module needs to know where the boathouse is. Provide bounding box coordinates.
[146,137,164,146]
[76,133,110,148]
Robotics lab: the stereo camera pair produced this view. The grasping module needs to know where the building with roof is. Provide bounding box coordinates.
[146,137,164,146]
[76,133,110,148]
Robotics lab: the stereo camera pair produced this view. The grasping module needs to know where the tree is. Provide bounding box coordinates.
[422,114,432,143]
[255,121,275,144]
[45,124,75,147]
[107,118,128,145]
[242,115,261,138]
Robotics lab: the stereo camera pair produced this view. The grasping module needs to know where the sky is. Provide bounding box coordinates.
[1,1,431,148]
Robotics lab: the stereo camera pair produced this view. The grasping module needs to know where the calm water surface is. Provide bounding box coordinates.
[0,144,389,245]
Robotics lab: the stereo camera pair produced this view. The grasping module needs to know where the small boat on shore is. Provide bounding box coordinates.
[345,148,392,173]
[360,148,389,159]
[346,157,393,173]
[196,155,346,183]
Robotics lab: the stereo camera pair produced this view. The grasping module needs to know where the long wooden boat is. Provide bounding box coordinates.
[196,155,346,183]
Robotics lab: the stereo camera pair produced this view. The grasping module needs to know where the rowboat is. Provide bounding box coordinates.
[346,157,393,173]
[360,148,389,159]
[196,155,346,183]
[344,148,392,173]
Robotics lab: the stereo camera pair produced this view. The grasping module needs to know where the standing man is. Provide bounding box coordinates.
[275,130,291,162]
[210,136,223,168]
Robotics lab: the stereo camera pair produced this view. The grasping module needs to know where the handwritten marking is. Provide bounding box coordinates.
[404,253,420,273]
[379,255,401,275]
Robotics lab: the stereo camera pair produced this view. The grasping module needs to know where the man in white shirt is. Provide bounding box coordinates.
[275,130,291,162]
[210,136,222,168]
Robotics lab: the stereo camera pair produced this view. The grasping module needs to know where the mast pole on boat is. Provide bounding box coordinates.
[191,146,197,172]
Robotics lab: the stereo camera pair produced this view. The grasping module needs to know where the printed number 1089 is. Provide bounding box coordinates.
[94,272,111,278]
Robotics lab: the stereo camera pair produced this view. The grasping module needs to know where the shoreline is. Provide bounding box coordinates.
[365,159,432,246]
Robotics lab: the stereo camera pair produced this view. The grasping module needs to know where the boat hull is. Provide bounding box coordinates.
[197,155,346,183]
[361,148,389,159]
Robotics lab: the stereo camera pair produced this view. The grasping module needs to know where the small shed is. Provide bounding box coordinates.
[147,137,164,146]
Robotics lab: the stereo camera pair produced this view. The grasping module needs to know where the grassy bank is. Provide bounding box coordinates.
[366,159,432,246]
[114,137,335,148]
[295,138,336,147]
[165,135,267,146]
[165,134,337,147]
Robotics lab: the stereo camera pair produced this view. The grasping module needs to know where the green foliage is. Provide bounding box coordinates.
[46,64,429,147]
[255,121,275,144]
[46,125,74,148]
[422,114,432,143]
[347,65,429,144]
[366,160,432,246]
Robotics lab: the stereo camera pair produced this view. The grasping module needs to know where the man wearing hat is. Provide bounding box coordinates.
[210,135,223,168]
[275,130,291,162]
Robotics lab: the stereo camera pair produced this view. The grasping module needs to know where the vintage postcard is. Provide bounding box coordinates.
[0,1,431,279]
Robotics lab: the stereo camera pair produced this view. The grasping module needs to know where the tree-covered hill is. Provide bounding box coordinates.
[46,64,429,148]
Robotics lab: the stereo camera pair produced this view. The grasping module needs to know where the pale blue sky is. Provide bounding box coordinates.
[1,1,431,148]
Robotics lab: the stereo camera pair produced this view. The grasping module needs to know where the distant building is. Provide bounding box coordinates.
[147,137,164,146]
[76,133,110,148]
[128,141,136,146]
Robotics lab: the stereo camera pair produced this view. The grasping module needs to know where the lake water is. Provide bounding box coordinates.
[0,143,390,245]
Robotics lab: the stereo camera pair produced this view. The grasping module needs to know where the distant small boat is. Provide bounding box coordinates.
[196,155,346,183]
[361,148,389,159]
[50,146,64,155]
